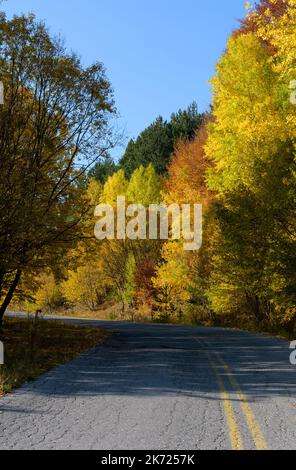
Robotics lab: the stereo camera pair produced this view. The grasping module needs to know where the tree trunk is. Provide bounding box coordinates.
[0,269,22,328]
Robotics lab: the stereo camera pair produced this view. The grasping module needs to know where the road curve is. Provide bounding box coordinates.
[0,319,295,450]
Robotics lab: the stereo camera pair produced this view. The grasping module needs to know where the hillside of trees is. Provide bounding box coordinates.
[1,0,296,337]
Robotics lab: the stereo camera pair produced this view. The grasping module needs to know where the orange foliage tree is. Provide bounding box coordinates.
[152,119,216,320]
[234,0,289,38]
[164,117,213,206]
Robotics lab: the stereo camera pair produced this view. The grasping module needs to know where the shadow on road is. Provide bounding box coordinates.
[2,322,294,410]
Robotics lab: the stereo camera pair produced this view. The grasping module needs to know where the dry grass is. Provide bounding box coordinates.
[0,317,107,397]
[28,301,123,321]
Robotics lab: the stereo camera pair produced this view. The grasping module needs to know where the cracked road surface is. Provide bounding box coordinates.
[0,319,296,450]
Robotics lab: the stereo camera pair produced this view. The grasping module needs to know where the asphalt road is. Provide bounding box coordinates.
[0,318,295,450]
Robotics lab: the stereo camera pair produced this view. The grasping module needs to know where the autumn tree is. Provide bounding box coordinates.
[153,121,215,321]
[205,21,296,328]
[164,119,213,206]
[33,272,63,313]
[153,243,193,321]
[123,253,137,313]
[62,263,109,311]
[101,169,128,205]
[97,163,162,316]
[126,164,161,206]
[235,0,289,37]
[0,14,115,325]
[135,258,157,319]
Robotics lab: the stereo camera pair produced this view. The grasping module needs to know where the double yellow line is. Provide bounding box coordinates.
[194,337,268,450]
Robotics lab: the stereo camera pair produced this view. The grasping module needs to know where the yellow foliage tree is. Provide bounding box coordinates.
[20,272,63,313]
[101,169,128,205]
[253,0,296,136]
[206,32,290,193]
[153,242,192,319]
[62,262,109,311]
[126,164,161,206]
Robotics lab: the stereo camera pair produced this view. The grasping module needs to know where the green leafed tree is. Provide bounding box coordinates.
[88,155,118,184]
[119,103,203,177]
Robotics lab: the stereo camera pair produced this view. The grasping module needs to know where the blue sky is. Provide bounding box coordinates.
[2,0,247,158]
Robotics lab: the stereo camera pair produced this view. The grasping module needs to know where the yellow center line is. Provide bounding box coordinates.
[217,357,268,451]
[204,350,244,450]
[194,336,268,451]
